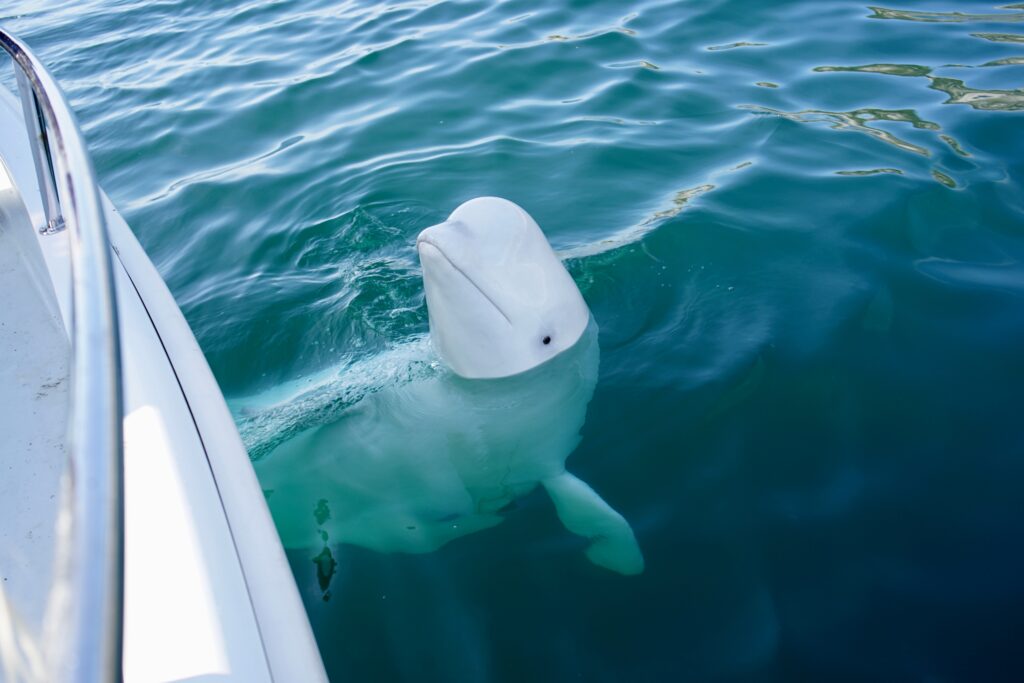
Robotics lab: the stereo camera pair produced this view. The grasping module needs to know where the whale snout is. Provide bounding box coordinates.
[416,224,457,267]
[416,197,591,379]
[416,219,458,250]
[416,224,456,279]
[415,227,434,249]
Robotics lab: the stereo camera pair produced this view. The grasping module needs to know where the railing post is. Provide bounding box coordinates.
[14,67,65,235]
[3,30,123,683]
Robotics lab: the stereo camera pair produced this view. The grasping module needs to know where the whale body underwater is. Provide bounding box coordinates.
[254,197,644,575]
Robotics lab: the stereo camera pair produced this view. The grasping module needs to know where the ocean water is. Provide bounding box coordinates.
[4,0,1024,680]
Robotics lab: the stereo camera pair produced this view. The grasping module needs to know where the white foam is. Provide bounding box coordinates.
[229,335,438,460]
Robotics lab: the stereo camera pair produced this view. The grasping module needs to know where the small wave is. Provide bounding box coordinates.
[488,19,637,51]
[741,104,939,157]
[868,6,1024,23]
[556,155,764,263]
[983,56,1024,66]
[916,257,1024,292]
[972,31,1024,43]
[931,168,957,188]
[557,183,715,261]
[813,63,931,77]
[230,335,438,460]
[929,76,1024,111]
[941,134,971,157]
[606,59,661,71]
[706,41,768,51]
[836,168,904,176]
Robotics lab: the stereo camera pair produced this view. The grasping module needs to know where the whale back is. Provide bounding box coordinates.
[251,197,643,574]
[255,320,600,552]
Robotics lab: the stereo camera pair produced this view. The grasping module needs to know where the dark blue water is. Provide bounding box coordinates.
[4,0,1024,680]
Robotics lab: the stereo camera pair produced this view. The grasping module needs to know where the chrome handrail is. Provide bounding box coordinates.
[0,30,123,683]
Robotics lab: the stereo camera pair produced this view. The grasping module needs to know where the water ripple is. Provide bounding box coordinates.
[869,5,1024,23]
[814,63,932,77]
[707,41,768,51]
[930,75,1024,110]
[972,31,1024,42]
[5,1,1024,678]
[740,105,939,157]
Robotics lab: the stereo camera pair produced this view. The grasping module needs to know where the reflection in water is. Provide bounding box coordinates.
[740,102,980,187]
[707,41,768,51]
[869,5,1024,23]
[931,168,957,188]
[491,13,637,49]
[607,59,661,70]
[741,105,938,157]
[648,184,717,223]
[982,56,1024,66]
[929,76,1024,111]
[972,32,1024,43]
[836,168,904,176]
[813,63,931,77]
[812,53,1024,112]
[557,182,717,260]
[940,134,971,157]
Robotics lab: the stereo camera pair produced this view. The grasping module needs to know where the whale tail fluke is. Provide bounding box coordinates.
[542,472,645,575]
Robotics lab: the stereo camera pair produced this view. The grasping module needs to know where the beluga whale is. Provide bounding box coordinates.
[254,197,644,575]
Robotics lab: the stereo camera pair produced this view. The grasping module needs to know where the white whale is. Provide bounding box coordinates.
[255,197,644,574]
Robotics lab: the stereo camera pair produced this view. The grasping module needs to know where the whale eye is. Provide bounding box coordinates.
[542,336,551,345]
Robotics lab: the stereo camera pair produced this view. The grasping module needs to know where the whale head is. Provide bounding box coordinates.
[417,197,590,379]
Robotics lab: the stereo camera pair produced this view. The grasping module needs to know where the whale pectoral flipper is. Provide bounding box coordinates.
[542,472,644,575]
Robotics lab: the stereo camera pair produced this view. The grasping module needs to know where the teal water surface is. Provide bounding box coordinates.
[5,0,1024,680]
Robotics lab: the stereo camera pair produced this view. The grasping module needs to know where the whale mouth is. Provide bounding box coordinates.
[417,236,512,326]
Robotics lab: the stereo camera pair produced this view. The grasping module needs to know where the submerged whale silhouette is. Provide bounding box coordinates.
[256,197,644,575]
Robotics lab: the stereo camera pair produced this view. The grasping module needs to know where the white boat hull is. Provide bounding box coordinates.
[0,83,326,683]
